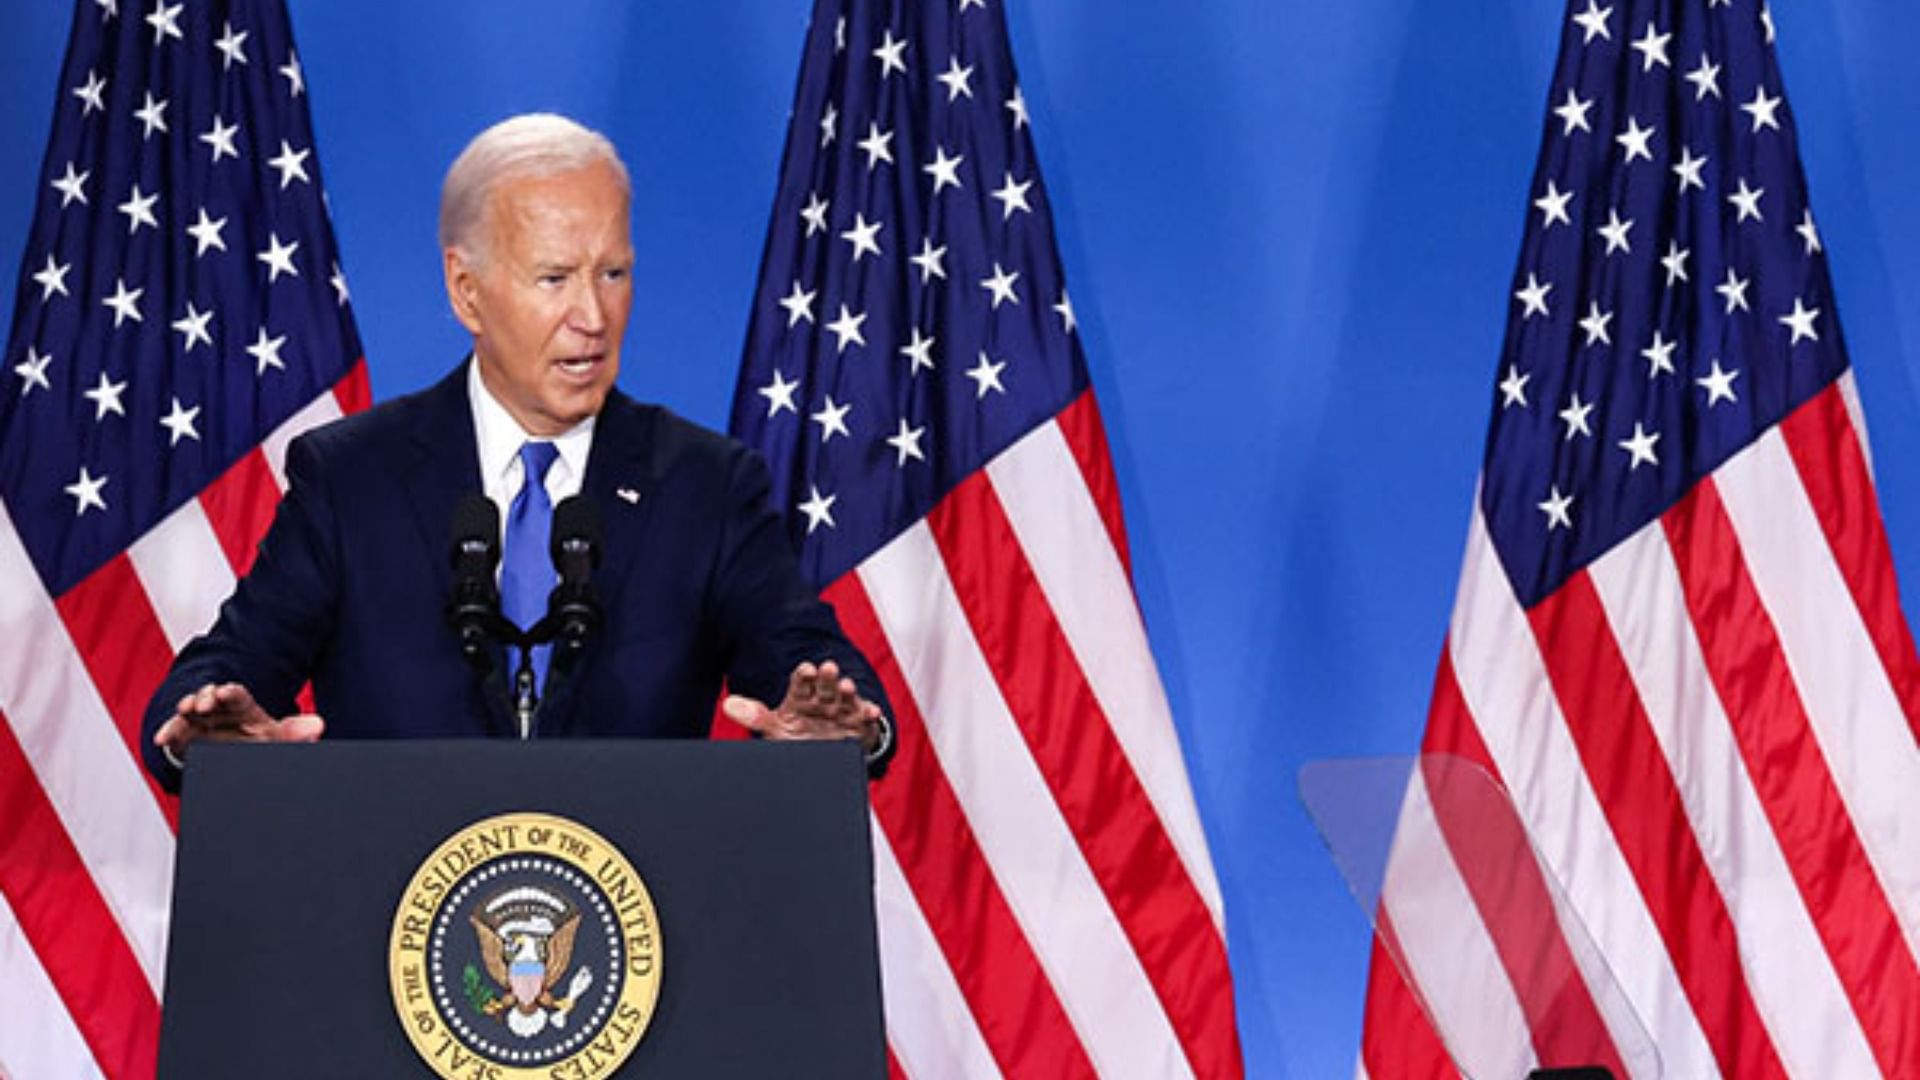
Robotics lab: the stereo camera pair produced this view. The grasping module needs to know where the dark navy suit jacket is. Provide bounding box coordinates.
[141,362,889,790]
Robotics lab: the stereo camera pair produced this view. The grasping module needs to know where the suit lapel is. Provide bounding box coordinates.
[398,360,487,564]
[397,361,515,735]
[579,389,661,604]
[539,389,661,734]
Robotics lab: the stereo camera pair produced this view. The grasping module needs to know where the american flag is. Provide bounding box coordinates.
[1359,1,1920,1076]
[731,0,1243,1075]
[0,1,367,1075]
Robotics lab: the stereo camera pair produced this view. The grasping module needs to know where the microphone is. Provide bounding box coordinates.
[446,494,503,670]
[546,495,602,658]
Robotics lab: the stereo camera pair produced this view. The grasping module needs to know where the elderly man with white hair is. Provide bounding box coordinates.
[143,113,893,785]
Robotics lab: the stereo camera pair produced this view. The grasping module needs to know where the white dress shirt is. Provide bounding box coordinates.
[466,357,593,543]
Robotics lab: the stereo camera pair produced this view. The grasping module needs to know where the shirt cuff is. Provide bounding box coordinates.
[863,712,893,767]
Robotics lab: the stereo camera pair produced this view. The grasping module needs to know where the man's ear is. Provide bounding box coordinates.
[443,247,484,335]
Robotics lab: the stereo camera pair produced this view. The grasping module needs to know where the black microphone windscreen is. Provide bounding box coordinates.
[450,494,500,567]
[550,496,603,565]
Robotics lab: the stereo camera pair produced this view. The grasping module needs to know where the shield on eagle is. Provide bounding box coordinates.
[470,885,586,1038]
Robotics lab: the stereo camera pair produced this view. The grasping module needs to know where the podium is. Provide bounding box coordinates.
[157,740,887,1079]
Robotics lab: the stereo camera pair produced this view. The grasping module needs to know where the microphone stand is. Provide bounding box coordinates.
[511,635,539,740]
[448,495,602,740]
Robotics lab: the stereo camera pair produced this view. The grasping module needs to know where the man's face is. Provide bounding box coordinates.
[444,160,634,437]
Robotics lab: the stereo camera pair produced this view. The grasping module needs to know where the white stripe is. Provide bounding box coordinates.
[126,497,238,650]
[1714,428,1920,958]
[871,817,1001,1080]
[0,502,173,994]
[986,419,1226,928]
[260,390,344,489]
[1449,508,1720,1077]
[1377,769,1536,1079]
[0,890,106,1080]
[1836,370,1874,484]
[1588,525,1878,1078]
[858,524,1192,1079]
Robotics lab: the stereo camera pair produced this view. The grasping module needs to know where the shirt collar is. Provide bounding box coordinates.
[466,356,595,491]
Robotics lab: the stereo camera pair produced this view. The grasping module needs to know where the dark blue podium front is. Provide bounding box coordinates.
[157,739,886,1079]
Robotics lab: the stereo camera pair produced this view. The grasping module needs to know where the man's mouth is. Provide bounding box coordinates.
[556,354,603,378]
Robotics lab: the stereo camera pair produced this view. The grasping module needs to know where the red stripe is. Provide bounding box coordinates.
[1418,648,1498,769]
[0,710,160,1080]
[333,358,372,414]
[1664,478,1920,1075]
[198,368,370,580]
[1055,390,1132,576]
[706,687,751,741]
[1357,647,1498,1078]
[1779,383,1920,736]
[926,474,1243,1078]
[53,554,181,830]
[826,574,1098,1079]
[1419,649,1624,1075]
[196,449,282,576]
[1360,912,1459,1079]
[1528,568,1788,1078]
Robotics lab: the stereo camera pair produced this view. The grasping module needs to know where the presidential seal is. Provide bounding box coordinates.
[389,813,662,1079]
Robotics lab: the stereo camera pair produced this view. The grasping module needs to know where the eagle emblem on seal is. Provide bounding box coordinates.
[467,886,595,1038]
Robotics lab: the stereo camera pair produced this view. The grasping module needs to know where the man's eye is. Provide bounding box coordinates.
[602,268,629,283]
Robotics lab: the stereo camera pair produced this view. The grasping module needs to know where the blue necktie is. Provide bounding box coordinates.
[501,440,560,695]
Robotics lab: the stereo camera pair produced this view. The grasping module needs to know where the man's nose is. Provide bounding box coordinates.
[569,279,607,335]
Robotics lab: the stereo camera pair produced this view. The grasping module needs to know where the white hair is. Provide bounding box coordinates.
[438,113,630,261]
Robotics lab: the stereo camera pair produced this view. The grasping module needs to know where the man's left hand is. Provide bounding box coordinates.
[722,660,885,754]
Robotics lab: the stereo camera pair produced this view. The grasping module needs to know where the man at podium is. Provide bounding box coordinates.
[141,113,893,789]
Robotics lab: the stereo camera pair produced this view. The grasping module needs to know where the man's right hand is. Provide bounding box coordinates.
[152,682,325,765]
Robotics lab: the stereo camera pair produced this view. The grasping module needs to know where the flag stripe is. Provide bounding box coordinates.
[1416,747,1626,1073]
[0,503,173,991]
[1378,764,1537,1077]
[869,817,1005,1080]
[0,709,158,1080]
[1344,645,1474,1076]
[1778,379,1920,732]
[829,573,1097,1078]
[261,379,351,489]
[1837,372,1877,485]
[1447,509,1721,1077]
[332,360,372,416]
[1712,429,1920,956]
[215,379,356,574]
[1589,519,1882,1078]
[857,522,1192,1077]
[1358,920,1457,1080]
[1663,474,1920,1075]
[1053,390,1132,576]
[125,497,237,652]
[0,888,107,1080]
[931,462,1236,1076]
[196,449,285,577]
[52,554,182,828]
[1528,568,1788,1078]
[1422,648,1648,1076]
[985,411,1228,926]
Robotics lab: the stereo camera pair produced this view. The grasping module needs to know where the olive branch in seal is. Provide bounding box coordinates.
[463,963,500,1015]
